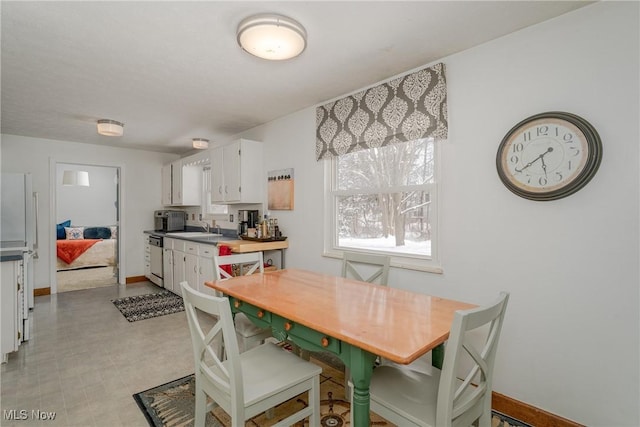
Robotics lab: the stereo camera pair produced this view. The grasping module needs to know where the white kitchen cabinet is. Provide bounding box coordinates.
[164,238,218,296]
[162,240,175,293]
[184,242,199,293]
[144,235,151,280]
[171,239,186,296]
[1,259,24,363]
[170,160,183,205]
[161,164,172,205]
[162,159,203,206]
[198,244,217,295]
[211,139,263,204]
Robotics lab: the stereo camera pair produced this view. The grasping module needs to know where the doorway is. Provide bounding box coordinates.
[53,163,120,293]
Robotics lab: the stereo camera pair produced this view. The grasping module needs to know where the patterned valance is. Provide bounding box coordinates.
[315,62,448,161]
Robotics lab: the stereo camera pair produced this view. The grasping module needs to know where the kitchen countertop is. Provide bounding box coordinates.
[144,230,288,252]
[0,241,28,262]
[1,250,26,262]
[144,229,235,245]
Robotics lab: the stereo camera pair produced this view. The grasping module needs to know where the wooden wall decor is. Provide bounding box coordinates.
[268,168,294,210]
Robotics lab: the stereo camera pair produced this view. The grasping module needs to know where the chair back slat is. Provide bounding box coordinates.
[436,292,509,427]
[341,252,390,286]
[180,281,243,404]
[214,252,264,280]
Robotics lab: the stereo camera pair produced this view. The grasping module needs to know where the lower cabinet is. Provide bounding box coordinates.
[172,242,186,297]
[163,246,174,293]
[166,239,218,297]
[144,235,151,280]
[198,244,216,295]
[185,250,198,294]
[1,259,24,363]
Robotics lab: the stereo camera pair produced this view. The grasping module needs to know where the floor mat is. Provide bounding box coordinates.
[111,290,184,322]
[134,353,531,427]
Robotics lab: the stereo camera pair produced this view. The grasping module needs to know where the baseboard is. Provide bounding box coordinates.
[493,391,584,427]
[34,287,50,296]
[35,277,147,294]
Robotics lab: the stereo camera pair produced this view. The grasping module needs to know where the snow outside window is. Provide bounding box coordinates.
[325,138,441,272]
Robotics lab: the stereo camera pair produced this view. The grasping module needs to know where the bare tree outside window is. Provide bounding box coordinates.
[333,138,436,258]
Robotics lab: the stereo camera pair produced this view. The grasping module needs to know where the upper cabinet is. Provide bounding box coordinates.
[211,139,262,204]
[162,152,209,206]
[161,163,172,205]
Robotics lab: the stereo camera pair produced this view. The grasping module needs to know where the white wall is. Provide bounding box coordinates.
[56,163,118,226]
[0,134,178,286]
[237,3,639,426]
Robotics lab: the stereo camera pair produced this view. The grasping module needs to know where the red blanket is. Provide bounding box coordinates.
[57,239,100,264]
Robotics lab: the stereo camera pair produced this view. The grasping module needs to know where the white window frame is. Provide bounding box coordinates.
[323,142,442,274]
[201,166,229,220]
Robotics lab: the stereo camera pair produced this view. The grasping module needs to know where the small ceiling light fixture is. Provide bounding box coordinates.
[237,13,307,60]
[97,119,124,137]
[192,138,209,149]
[62,170,90,187]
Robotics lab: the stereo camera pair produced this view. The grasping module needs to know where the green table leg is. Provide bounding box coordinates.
[346,345,377,427]
[432,343,445,369]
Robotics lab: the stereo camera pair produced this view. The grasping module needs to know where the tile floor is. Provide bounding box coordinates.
[1,282,196,426]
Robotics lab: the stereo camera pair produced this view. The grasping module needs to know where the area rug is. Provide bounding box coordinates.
[133,352,531,427]
[112,291,184,322]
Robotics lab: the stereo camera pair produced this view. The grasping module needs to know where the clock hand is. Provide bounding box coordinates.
[515,155,542,173]
[514,147,554,173]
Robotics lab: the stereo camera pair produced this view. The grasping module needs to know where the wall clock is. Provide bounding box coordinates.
[496,111,602,201]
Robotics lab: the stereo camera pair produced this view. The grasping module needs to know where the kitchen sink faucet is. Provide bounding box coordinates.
[201,221,210,233]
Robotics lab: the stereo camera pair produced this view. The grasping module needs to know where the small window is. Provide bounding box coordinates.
[202,167,228,218]
[325,138,440,272]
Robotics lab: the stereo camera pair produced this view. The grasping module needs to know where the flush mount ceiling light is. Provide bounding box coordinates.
[62,170,90,187]
[192,138,209,149]
[97,119,124,137]
[237,13,307,60]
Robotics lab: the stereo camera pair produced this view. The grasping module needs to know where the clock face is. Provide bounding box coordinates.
[496,112,602,201]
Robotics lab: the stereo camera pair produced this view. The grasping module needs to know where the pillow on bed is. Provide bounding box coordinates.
[84,226,112,239]
[56,220,71,240]
[65,226,84,240]
[110,226,117,239]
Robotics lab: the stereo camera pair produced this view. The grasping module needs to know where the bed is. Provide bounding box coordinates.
[56,224,117,271]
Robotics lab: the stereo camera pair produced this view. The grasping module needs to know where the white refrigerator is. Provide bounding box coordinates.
[1,172,38,313]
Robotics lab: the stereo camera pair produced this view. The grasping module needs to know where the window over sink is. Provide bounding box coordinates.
[202,166,228,218]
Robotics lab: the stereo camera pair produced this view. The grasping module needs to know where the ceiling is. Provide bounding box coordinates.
[1,1,591,155]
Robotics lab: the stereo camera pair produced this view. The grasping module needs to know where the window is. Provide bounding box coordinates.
[325,138,440,272]
[202,166,228,218]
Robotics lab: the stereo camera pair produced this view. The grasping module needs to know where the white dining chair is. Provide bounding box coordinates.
[213,252,273,352]
[341,251,390,398]
[351,292,510,427]
[180,281,322,427]
[341,251,390,286]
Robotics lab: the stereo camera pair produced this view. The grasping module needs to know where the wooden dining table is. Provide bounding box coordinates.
[205,268,476,427]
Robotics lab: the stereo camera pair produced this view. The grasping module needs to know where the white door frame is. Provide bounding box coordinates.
[49,158,126,292]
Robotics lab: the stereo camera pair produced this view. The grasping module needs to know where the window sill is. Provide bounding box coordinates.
[323,250,443,274]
